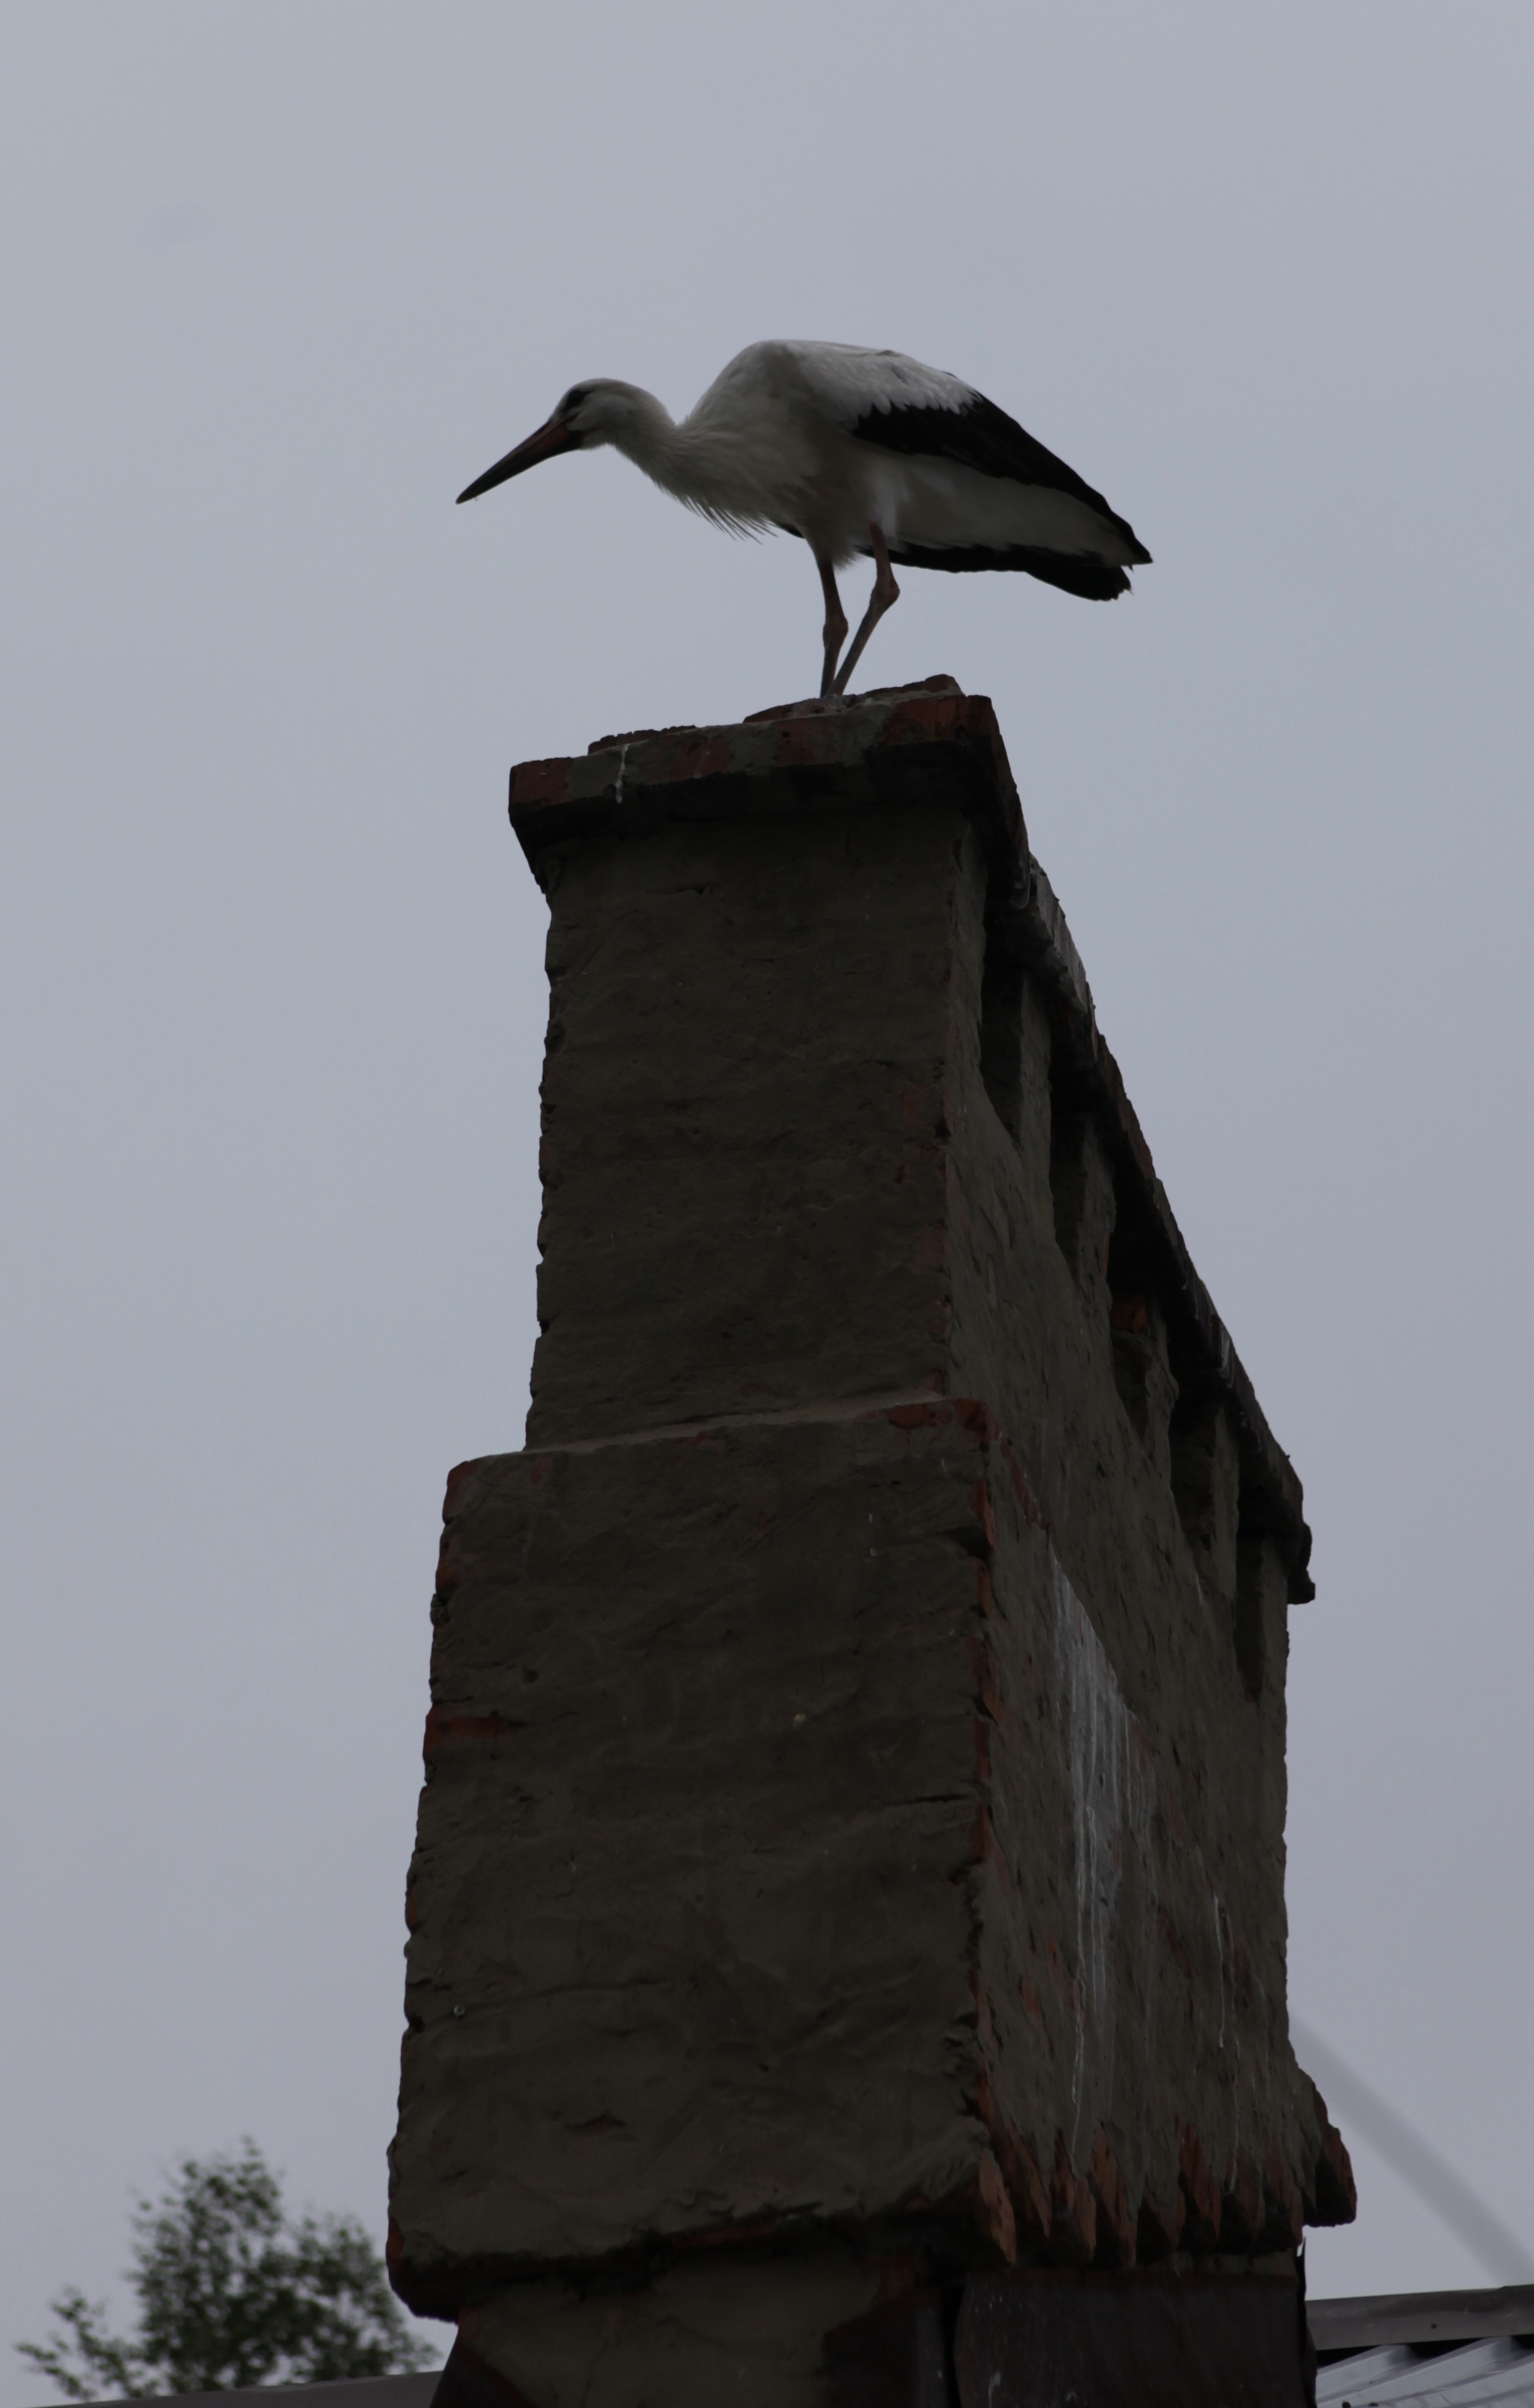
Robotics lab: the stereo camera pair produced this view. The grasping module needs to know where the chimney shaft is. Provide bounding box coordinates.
[388,682,1348,2405]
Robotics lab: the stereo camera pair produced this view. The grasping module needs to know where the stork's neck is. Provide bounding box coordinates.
[589,376,783,523]
[598,386,688,486]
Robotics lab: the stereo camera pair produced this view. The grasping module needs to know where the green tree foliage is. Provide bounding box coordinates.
[18,2142,438,2398]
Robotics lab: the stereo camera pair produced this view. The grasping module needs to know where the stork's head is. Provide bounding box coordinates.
[456,380,652,503]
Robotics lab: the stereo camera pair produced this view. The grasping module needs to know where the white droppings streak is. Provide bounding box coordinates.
[1052,1552,1155,2153]
[1213,1890,1226,2053]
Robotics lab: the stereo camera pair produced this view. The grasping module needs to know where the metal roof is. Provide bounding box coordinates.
[1312,2287,1534,2408]
[1317,2341,1534,2408]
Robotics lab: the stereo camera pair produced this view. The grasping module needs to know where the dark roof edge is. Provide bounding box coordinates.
[1308,2284,1534,2353]
[56,2376,444,2408]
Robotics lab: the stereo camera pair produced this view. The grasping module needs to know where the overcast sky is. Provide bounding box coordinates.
[2,3,1532,2387]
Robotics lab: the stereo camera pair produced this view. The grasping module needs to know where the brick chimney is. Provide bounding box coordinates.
[388,679,1353,2407]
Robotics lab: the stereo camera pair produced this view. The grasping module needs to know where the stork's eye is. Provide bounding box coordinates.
[560,385,590,417]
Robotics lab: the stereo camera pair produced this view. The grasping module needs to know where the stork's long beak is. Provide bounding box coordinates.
[456,416,582,503]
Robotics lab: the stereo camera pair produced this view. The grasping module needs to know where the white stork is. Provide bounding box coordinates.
[458,341,1150,698]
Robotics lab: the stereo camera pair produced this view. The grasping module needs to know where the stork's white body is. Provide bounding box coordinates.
[622,343,1142,568]
[458,340,1150,695]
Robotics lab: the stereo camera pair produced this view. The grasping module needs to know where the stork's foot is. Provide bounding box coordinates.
[833,525,900,696]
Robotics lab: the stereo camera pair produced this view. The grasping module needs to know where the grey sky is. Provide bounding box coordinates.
[1,3,1531,2386]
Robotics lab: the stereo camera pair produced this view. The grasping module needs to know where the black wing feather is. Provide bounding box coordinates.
[884,540,1130,599]
[852,391,1147,557]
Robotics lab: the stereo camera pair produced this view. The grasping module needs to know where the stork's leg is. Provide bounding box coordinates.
[833,525,901,696]
[816,552,849,699]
